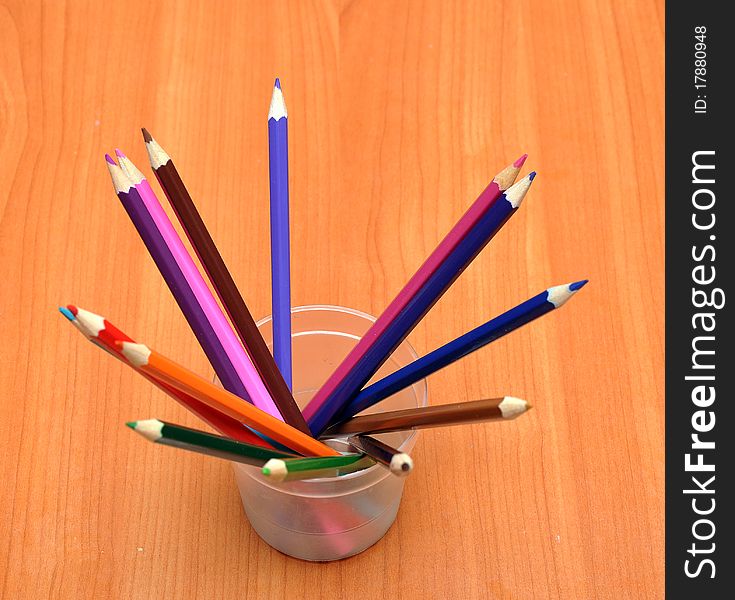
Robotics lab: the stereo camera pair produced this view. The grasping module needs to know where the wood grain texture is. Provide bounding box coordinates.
[0,0,664,598]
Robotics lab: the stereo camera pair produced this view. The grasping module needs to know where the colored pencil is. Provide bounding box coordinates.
[323,396,530,436]
[117,341,339,457]
[336,280,587,419]
[105,157,253,406]
[261,455,374,483]
[141,129,309,434]
[268,79,293,389]
[346,435,413,477]
[115,150,283,421]
[126,419,297,465]
[306,172,537,434]
[61,305,269,447]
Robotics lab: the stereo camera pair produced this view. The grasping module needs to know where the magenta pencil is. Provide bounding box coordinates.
[114,150,283,420]
[303,156,526,428]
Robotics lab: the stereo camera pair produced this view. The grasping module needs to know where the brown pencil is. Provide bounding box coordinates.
[142,128,310,435]
[322,396,529,436]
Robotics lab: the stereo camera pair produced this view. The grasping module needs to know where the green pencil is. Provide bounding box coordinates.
[261,454,374,482]
[126,419,297,466]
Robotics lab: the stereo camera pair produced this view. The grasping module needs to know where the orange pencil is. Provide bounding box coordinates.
[117,341,338,457]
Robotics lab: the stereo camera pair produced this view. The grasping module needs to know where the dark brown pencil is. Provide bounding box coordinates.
[142,128,310,435]
[346,435,413,477]
[322,396,529,436]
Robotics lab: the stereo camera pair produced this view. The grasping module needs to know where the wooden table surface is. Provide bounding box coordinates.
[0,1,664,598]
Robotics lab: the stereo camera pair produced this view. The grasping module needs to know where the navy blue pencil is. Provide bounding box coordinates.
[268,78,293,390]
[307,172,537,435]
[336,280,588,420]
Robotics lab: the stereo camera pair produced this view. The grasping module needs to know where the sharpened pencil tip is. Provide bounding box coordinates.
[105,154,116,165]
[569,279,589,291]
[115,148,126,159]
[59,306,75,321]
[389,453,413,477]
[513,154,528,168]
[528,171,537,181]
[66,305,79,316]
[141,128,153,143]
[268,83,288,120]
[499,396,528,419]
[262,467,271,476]
[126,421,137,429]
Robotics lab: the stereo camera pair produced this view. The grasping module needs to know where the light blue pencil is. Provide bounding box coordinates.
[268,78,293,389]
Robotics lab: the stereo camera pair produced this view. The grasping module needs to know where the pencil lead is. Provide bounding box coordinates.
[126,421,137,429]
[59,306,76,322]
[66,304,79,316]
[105,153,116,165]
[115,148,126,159]
[274,77,281,90]
[141,128,153,143]
[262,467,271,475]
[504,171,536,208]
[569,279,589,291]
[268,81,288,121]
[513,154,528,168]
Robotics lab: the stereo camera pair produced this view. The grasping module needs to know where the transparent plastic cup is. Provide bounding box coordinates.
[232,305,428,561]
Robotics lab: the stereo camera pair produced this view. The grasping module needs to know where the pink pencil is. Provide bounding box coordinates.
[303,155,526,426]
[114,150,283,420]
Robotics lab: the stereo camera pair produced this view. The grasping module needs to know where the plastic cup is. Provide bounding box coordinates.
[232,305,428,561]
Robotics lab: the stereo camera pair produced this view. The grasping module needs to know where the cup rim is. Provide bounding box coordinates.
[255,303,379,328]
[247,304,428,492]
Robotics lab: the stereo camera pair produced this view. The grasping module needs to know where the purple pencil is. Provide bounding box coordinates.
[104,155,250,403]
[115,150,283,419]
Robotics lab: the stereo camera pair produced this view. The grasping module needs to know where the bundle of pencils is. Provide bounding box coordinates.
[62,79,587,483]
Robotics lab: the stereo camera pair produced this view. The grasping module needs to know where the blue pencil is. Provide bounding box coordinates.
[268,78,293,390]
[307,172,537,435]
[336,280,588,420]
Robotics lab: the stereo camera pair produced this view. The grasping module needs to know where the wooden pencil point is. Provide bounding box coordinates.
[504,171,536,208]
[498,396,528,419]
